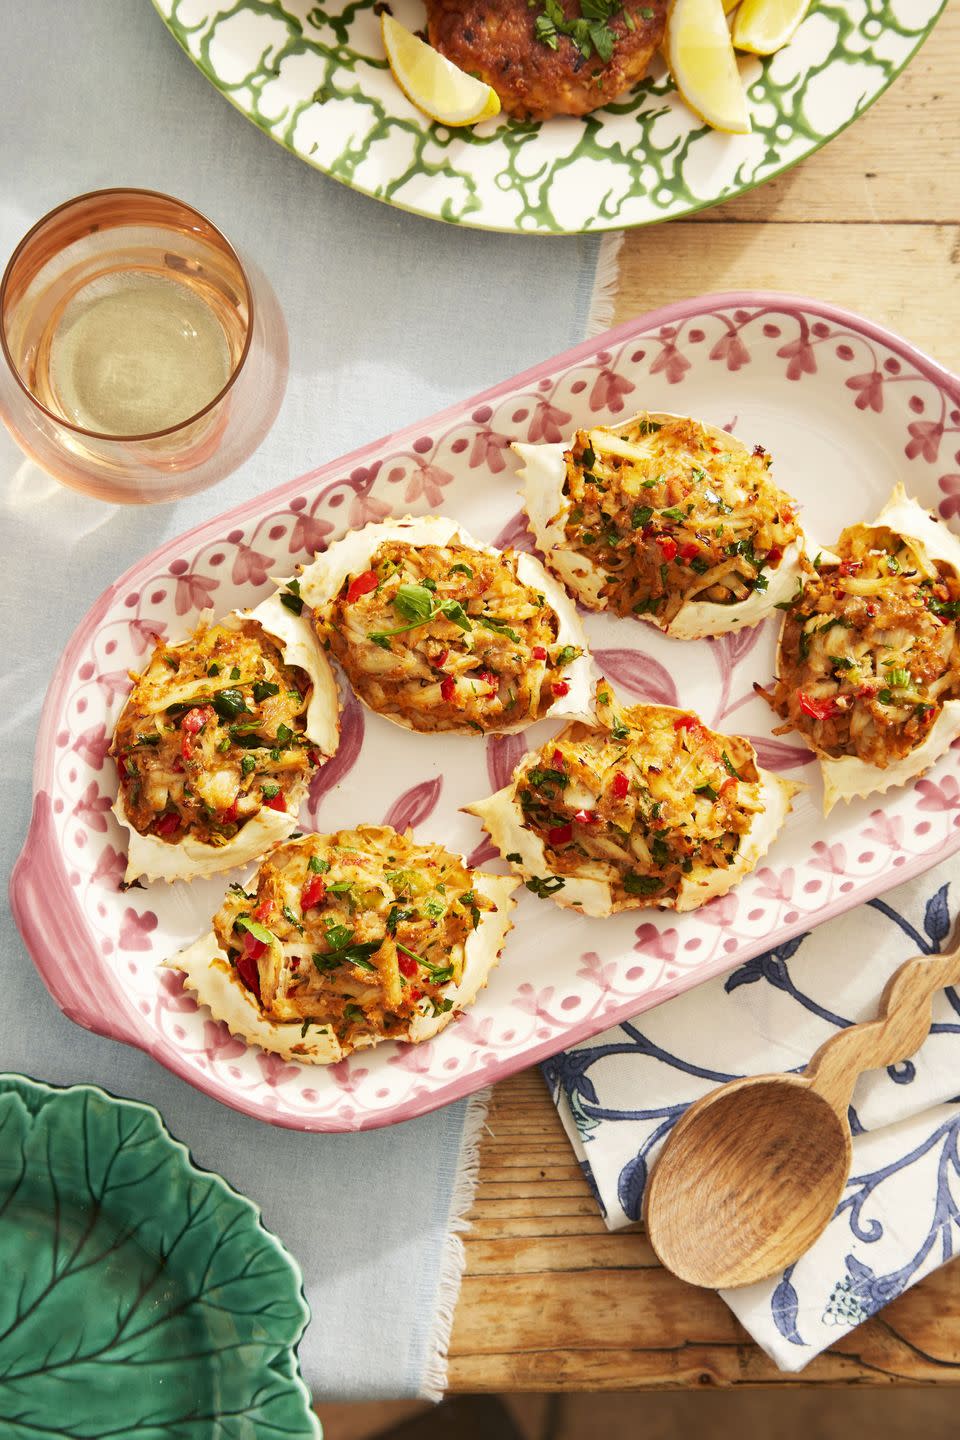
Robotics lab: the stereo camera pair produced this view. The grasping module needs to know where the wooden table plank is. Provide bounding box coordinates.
[448,10,960,1392]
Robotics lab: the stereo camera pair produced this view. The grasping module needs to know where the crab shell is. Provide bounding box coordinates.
[777,485,960,816]
[114,591,341,885]
[513,410,806,641]
[167,870,519,1064]
[295,513,595,731]
[465,704,797,918]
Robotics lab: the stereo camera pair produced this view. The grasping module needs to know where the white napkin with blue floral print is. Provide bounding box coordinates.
[545,866,960,1370]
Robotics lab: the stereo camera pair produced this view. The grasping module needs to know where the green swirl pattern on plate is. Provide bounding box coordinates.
[153,0,945,233]
[0,1075,319,1440]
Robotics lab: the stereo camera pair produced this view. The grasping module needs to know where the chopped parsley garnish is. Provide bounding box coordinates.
[450,563,474,579]
[252,680,280,703]
[775,577,805,611]
[829,656,855,671]
[505,852,523,863]
[207,662,220,676]
[280,578,304,615]
[721,751,741,779]
[234,915,274,946]
[327,880,353,893]
[213,688,248,721]
[479,615,521,643]
[623,872,662,896]
[528,766,568,790]
[555,644,579,668]
[877,688,894,705]
[525,875,566,898]
[308,855,330,874]
[694,783,719,801]
[282,903,304,934]
[632,505,653,530]
[659,506,685,523]
[261,783,280,799]
[580,444,596,469]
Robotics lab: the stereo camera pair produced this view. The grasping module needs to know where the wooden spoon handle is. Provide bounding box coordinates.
[805,943,960,1115]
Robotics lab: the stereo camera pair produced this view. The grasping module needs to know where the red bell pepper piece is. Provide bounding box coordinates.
[154,811,181,837]
[573,809,598,824]
[398,953,418,978]
[548,823,573,845]
[264,791,287,812]
[301,874,327,910]
[346,569,378,602]
[611,772,629,799]
[440,675,457,703]
[673,714,700,733]
[180,703,216,760]
[655,535,678,562]
[798,692,840,721]
[551,680,570,698]
[532,646,547,661]
[235,949,262,1001]
[679,542,700,563]
[766,546,783,566]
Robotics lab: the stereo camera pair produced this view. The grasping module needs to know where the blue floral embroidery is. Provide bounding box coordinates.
[546,881,960,1346]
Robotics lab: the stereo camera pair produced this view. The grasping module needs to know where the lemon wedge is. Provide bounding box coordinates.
[732,0,811,53]
[381,14,501,127]
[667,0,751,134]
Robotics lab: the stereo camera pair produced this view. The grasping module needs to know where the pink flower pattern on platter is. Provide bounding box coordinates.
[231,543,274,588]
[649,332,691,385]
[810,840,848,874]
[382,777,443,832]
[846,370,885,412]
[915,776,960,811]
[290,505,335,555]
[470,428,512,472]
[710,330,751,372]
[404,460,453,507]
[938,475,960,520]
[492,510,536,554]
[906,420,943,463]
[589,367,636,414]
[526,397,571,443]
[174,569,218,616]
[72,723,111,770]
[777,333,817,381]
[633,924,678,963]
[753,867,794,903]
[73,781,112,832]
[594,648,678,707]
[119,906,158,951]
[21,298,960,1133]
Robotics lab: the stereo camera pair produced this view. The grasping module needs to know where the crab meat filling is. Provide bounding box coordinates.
[561,415,801,622]
[111,622,319,845]
[213,829,494,1048]
[320,539,582,731]
[518,696,765,907]
[766,527,960,766]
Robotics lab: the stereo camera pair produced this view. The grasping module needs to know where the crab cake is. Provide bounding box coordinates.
[466,685,796,917]
[763,486,960,813]
[170,827,518,1063]
[515,410,805,640]
[110,592,339,884]
[426,0,667,120]
[297,514,593,735]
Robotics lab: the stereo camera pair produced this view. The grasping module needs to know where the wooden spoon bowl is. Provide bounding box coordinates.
[644,1074,851,1290]
[644,941,960,1290]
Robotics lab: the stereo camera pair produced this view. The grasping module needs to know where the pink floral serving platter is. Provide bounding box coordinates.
[12,292,960,1132]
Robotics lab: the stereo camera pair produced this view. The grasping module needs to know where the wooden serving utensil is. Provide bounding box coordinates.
[644,940,960,1290]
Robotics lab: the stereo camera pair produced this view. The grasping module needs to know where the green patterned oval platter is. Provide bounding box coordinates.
[0,1075,319,1440]
[153,0,945,234]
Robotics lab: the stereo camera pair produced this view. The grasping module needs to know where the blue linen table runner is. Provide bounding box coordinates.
[0,0,612,1401]
[547,862,960,1369]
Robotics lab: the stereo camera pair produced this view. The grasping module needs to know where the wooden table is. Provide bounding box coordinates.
[448,5,960,1389]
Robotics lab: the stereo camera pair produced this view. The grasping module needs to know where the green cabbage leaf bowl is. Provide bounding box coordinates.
[0,1075,319,1439]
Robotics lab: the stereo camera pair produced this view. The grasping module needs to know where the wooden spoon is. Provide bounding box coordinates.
[644,941,960,1290]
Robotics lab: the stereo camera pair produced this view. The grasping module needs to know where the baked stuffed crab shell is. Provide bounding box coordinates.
[169,827,518,1063]
[296,514,593,734]
[762,485,960,815]
[465,685,796,918]
[514,410,805,640]
[110,591,340,884]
